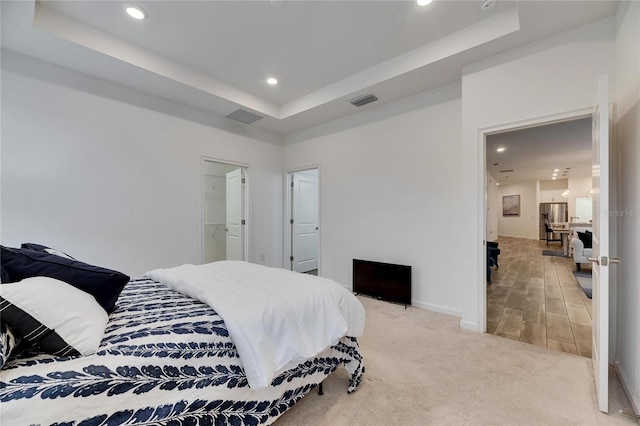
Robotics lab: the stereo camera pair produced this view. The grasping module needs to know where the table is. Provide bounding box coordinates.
[551,228,572,256]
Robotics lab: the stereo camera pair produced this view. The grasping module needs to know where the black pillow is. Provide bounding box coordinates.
[577,231,592,249]
[20,243,76,260]
[0,246,129,314]
[0,266,10,283]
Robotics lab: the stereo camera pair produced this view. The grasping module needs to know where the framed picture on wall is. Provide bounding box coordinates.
[502,194,520,216]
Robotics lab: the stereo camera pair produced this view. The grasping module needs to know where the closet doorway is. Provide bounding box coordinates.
[202,159,248,263]
[286,168,319,274]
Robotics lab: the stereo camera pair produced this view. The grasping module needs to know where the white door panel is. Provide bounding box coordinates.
[226,168,244,261]
[592,75,610,413]
[292,171,318,273]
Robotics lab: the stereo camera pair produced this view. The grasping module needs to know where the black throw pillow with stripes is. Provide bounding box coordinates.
[0,322,18,367]
[0,276,108,357]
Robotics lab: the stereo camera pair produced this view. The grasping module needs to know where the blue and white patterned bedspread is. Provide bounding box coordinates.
[0,278,364,425]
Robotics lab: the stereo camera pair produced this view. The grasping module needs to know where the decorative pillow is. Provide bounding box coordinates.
[0,276,108,356]
[20,243,76,260]
[0,322,18,368]
[577,231,593,249]
[0,266,9,283]
[0,246,129,314]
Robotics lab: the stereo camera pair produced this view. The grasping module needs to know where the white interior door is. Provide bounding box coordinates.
[591,75,611,413]
[226,168,244,261]
[292,170,319,272]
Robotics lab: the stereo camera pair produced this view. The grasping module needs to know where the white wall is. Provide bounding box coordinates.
[460,18,616,330]
[1,52,284,277]
[284,17,617,327]
[496,182,538,239]
[613,0,640,414]
[284,83,463,316]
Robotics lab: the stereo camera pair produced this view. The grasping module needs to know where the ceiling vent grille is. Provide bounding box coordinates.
[499,169,514,173]
[349,94,378,107]
[226,109,263,124]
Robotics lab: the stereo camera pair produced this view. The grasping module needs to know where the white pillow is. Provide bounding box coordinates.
[0,276,108,356]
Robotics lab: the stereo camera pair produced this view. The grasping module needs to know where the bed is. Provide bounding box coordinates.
[0,246,365,425]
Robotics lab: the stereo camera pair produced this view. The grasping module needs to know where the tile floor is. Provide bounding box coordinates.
[487,236,593,358]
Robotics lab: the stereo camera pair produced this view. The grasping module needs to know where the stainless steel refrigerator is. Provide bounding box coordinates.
[539,202,568,240]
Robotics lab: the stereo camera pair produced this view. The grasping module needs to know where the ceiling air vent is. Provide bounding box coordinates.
[499,169,514,173]
[226,109,263,124]
[349,94,378,107]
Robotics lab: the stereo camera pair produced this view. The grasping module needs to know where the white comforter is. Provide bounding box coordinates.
[146,261,365,390]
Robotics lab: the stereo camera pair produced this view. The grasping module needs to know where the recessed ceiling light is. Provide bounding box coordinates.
[554,169,559,172]
[496,147,506,152]
[266,77,278,85]
[417,0,433,6]
[552,177,557,180]
[125,5,147,20]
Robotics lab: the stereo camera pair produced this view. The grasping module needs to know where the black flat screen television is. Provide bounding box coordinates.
[353,259,411,305]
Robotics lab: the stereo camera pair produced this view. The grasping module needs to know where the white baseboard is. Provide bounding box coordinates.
[459,319,479,331]
[409,301,480,331]
[614,360,640,415]
[497,234,540,240]
[411,300,462,318]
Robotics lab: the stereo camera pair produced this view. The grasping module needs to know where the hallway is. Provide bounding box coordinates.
[487,237,593,357]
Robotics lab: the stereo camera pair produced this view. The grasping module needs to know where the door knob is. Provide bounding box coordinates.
[587,256,621,266]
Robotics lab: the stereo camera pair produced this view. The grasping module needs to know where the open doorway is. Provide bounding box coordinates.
[483,116,594,358]
[286,168,319,274]
[202,159,248,263]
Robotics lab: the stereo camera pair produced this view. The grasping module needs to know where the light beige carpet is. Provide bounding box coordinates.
[276,296,638,425]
